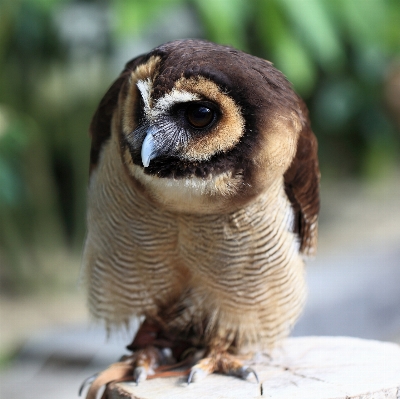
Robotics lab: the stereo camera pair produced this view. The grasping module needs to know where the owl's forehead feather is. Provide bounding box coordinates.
[132,39,300,120]
[136,77,200,118]
[149,40,250,99]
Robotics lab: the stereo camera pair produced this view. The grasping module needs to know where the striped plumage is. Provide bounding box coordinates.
[83,39,319,386]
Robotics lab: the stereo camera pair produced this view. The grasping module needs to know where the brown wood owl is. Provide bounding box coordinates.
[82,39,319,395]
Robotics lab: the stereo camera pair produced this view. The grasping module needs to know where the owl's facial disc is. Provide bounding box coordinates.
[139,102,219,167]
[122,74,246,181]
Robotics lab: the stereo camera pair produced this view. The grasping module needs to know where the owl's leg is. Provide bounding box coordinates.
[188,348,258,383]
[126,318,205,382]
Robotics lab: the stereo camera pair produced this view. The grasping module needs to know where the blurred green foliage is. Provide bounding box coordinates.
[0,0,399,293]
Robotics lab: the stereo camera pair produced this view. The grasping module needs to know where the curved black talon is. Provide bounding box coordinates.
[78,373,99,396]
[187,367,207,384]
[243,366,259,383]
[230,365,259,383]
[134,366,147,385]
[187,368,196,385]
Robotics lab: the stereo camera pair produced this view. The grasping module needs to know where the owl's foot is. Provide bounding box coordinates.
[187,351,259,383]
[80,346,193,399]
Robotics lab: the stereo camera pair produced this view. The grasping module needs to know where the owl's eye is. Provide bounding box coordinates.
[185,103,215,129]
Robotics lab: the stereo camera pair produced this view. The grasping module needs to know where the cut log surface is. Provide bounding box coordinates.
[107,336,400,399]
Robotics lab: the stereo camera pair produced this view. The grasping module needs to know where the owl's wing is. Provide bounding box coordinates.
[89,55,148,173]
[284,100,320,257]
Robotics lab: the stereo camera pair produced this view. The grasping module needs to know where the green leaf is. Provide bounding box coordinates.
[313,77,362,133]
[255,1,316,95]
[383,0,400,52]
[22,0,65,13]
[339,0,385,44]
[113,0,185,38]
[278,0,345,71]
[274,31,316,95]
[192,0,250,50]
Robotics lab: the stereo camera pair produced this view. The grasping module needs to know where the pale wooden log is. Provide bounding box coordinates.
[106,336,400,399]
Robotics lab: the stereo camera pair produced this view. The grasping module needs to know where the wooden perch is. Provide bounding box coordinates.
[106,336,400,399]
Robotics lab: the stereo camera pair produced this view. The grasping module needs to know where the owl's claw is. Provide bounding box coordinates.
[78,373,99,396]
[232,366,259,383]
[131,346,164,384]
[187,366,208,384]
[79,361,133,399]
[133,365,148,384]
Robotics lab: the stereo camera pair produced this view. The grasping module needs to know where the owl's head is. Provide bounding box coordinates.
[90,39,316,215]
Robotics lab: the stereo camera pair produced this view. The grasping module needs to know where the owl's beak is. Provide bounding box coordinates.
[141,127,158,167]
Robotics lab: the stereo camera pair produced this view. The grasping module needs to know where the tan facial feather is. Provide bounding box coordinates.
[129,163,244,214]
[121,56,161,135]
[252,112,302,189]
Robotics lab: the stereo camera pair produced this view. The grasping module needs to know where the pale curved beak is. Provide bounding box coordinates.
[141,126,158,167]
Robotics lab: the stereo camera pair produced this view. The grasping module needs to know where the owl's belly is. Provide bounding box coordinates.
[165,253,306,350]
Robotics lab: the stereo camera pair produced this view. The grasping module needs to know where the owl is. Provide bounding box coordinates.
[82,39,319,396]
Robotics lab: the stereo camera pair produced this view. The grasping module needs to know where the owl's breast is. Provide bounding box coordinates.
[168,184,306,348]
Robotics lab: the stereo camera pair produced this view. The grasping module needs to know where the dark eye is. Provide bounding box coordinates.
[185,104,215,128]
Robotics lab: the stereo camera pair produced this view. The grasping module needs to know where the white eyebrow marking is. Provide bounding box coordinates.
[136,78,152,115]
[153,89,200,114]
[136,79,200,120]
